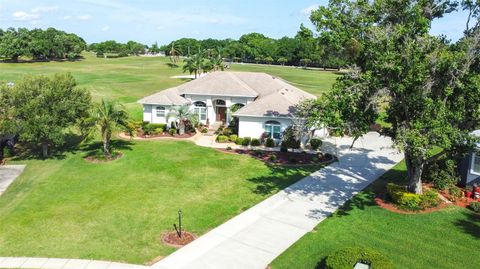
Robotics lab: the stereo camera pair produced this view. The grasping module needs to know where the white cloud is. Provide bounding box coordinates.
[301,4,319,15]
[101,26,110,31]
[77,14,92,20]
[62,15,72,20]
[31,6,58,13]
[12,11,39,21]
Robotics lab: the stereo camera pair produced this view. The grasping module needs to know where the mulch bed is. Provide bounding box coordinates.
[136,131,195,139]
[161,231,197,248]
[84,151,124,163]
[374,193,449,214]
[218,149,335,166]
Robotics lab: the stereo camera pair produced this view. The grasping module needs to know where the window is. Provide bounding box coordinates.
[194,101,207,121]
[265,121,281,139]
[472,152,480,174]
[156,106,165,117]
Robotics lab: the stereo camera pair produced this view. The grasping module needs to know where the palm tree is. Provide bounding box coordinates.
[83,99,131,156]
[169,42,181,64]
[182,50,211,78]
[210,47,224,71]
[167,105,198,135]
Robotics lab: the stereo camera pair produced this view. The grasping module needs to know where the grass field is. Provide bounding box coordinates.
[0,54,339,120]
[0,140,319,264]
[271,160,480,269]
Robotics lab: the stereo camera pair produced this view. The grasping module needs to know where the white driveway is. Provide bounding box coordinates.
[153,132,404,269]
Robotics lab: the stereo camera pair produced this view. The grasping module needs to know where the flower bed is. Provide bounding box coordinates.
[219,149,335,165]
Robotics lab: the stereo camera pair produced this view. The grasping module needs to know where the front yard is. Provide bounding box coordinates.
[0,140,319,264]
[271,160,480,269]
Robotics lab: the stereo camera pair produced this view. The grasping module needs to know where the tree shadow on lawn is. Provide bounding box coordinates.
[81,139,134,157]
[455,211,480,239]
[11,133,84,161]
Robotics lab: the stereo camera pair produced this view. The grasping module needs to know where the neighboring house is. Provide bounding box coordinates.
[138,71,316,140]
[459,130,480,186]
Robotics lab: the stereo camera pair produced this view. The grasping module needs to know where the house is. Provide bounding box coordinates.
[459,130,480,186]
[138,71,316,140]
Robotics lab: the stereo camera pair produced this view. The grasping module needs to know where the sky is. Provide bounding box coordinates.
[0,0,470,45]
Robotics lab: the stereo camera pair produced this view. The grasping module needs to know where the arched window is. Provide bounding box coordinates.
[264,120,281,139]
[156,106,165,117]
[214,99,226,106]
[193,101,207,121]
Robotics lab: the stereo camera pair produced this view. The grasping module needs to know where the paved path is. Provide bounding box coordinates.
[0,257,148,269]
[0,165,26,195]
[153,132,403,269]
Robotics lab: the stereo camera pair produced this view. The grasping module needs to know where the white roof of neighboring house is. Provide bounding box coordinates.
[138,71,316,117]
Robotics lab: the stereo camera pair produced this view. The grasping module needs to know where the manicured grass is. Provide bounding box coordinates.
[0,140,319,264]
[271,160,480,269]
[0,55,339,120]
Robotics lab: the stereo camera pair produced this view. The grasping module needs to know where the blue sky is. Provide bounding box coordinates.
[0,0,469,45]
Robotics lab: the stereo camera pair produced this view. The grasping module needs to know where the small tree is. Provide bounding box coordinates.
[277,57,288,66]
[82,99,131,156]
[299,58,312,67]
[167,105,197,135]
[0,73,91,158]
[264,56,274,65]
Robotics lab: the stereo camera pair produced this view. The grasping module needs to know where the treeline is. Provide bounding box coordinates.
[161,24,348,68]
[88,40,154,57]
[0,28,86,62]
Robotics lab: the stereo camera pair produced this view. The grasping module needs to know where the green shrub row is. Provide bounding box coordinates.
[386,183,440,211]
[325,247,394,269]
[142,123,167,135]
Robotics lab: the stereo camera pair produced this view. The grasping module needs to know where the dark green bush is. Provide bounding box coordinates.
[241,137,251,146]
[143,123,167,135]
[265,138,275,147]
[169,128,177,136]
[251,138,261,146]
[469,201,480,213]
[325,247,394,269]
[423,155,459,190]
[226,146,232,151]
[310,138,322,150]
[201,127,208,133]
[268,154,277,161]
[153,128,164,135]
[281,127,300,149]
[216,135,229,143]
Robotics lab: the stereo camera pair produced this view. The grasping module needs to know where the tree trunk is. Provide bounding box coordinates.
[41,143,48,158]
[179,121,185,135]
[405,152,424,194]
[103,132,111,156]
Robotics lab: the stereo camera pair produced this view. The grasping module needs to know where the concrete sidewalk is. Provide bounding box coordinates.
[153,132,403,269]
[0,164,26,195]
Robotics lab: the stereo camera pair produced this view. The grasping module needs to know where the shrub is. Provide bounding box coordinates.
[222,128,233,136]
[251,138,261,146]
[310,138,322,150]
[265,138,275,147]
[281,127,301,149]
[226,146,232,151]
[387,183,440,210]
[280,143,288,152]
[268,154,277,162]
[241,137,251,146]
[423,155,459,190]
[229,134,238,142]
[235,137,244,145]
[325,247,394,269]
[448,186,463,201]
[201,127,208,133]
[153,128,164,135]
[398,193,422,210]
[169,128,177,136]
[216,135,229,143]
[419,190,441,209]
[324,152,334,160]
[469,201,480,213]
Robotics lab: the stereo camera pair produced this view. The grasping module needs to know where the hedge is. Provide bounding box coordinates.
[325,247,394,269]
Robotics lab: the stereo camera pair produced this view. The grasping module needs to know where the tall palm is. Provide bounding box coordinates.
[83,99,131,156]
[210,47,224,71]
[167,105,197,135]
[169,42,181,64]
[183,50,210,78]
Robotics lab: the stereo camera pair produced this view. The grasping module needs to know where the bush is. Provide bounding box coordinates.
[222,128,233,136]
[153,128,164,135]
[251,138,261,146]
[448,186,463,201]
[216,135,229,143]
[419,190,441,209]
[387,183,440,210]
[265,138,275,147]
[310,138,322,150]
[226,146,232,151]
[201,127,208,133]
[241,137,251,146]
[325,247,394,269]
[169,128,177,136]
[229,134,238,142]
[281,127,301,149]
[235,137,244,145]
[423,155,459,190]
[469,201,480,213]
[268,154,277,161]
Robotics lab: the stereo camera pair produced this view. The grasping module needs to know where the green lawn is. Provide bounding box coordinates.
[271,160,480,269]
[0,140,319,264]
[0,54,339,120]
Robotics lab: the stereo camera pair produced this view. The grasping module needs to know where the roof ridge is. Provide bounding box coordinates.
[227,72,259,97]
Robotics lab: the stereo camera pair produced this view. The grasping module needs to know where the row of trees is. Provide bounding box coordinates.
[0,74,131,158]
[295,0,480,195]
[161,24,346,68]
[88,40,149,56]
[0,28,86,61]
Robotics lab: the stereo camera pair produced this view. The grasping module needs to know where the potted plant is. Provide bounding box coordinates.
[465,186,473,199]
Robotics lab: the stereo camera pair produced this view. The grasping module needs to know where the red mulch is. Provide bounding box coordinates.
[161,231,197,248]
[219,149,335,165]
[137,131,195,139]
[374,195,448,214]
[84,152,123,163]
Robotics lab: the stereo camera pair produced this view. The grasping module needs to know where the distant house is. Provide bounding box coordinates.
[138,72,316,140]
[459,130,480,186]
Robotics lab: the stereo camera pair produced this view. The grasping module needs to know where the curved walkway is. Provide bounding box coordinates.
[0,257,148,269]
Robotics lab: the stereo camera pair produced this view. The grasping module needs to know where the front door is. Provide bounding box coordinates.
[216,107,226,122]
